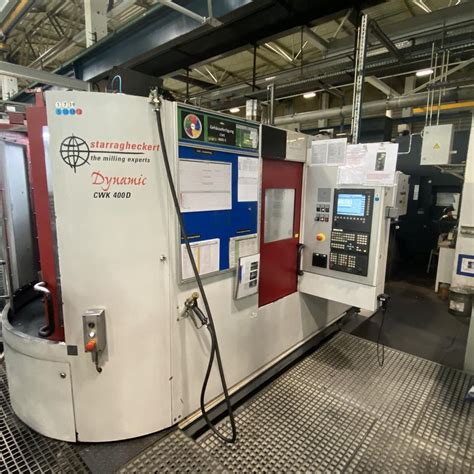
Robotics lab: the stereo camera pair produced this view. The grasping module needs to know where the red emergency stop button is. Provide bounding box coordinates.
[85,339,97,352]
[316,233,326,242]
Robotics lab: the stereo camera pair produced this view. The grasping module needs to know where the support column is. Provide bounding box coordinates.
[350,13,368,144]
[84,0,108,47]
[318,92,330,129]
[1,75,17,100]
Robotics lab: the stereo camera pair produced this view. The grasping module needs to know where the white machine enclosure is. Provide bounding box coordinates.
[3,92,349,442]
[300,164,391,311]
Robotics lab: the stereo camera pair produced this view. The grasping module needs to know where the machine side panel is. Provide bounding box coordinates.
[4,345,75,442]
[44,91,173,441]
[166,117,349,421]
[170,279,349,422]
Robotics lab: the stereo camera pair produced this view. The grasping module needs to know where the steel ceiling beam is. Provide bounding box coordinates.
[365,75,399,97]
[264,41,294,63]
[0,60,89,90]
[190,3,474,107]
[252,49,281,70]
[303,26,329,53]
[331,8,356,39]
[171,73,215,89]
[368,18,404,62]
[157,0,206,24]
[410,57,474,94]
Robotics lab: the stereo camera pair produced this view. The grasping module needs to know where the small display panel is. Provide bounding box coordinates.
[336,194,366,217]
[236,124,258,149]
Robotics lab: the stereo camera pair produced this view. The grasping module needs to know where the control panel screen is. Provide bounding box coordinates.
[336,194,366,217]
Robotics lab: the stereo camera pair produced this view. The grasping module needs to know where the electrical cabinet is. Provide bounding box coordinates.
[386,172,409,219]
[421,124,454,165]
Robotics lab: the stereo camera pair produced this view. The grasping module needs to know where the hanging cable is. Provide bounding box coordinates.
[150,92,237,444]
[375,293,390,367]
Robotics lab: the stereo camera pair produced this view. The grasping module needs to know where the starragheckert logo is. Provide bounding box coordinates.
[60,134,90,173]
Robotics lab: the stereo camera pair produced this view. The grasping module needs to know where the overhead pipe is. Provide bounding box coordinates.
[0,0,33,34]
[0,0,34,54]
[274,87,474,126]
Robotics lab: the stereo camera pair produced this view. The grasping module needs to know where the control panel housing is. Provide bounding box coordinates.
[301,166,389,289]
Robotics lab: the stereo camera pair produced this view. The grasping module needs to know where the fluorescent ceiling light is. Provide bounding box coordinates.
[229,107,240,113]
[265,76,276,81]
[265,43,293,63]
[413,0,432,13]
[416,68,433,77]
[303,92,316,99]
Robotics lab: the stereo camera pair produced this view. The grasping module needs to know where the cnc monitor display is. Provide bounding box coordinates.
[336,193,366,217]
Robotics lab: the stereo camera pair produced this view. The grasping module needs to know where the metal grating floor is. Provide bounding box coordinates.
[118,429,225,473]
[0,332,472,472]
[0,363,89,474]
[197,332,473,472]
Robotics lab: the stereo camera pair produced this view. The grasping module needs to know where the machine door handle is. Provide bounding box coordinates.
[297,243,305,276]
[34,282,55,338]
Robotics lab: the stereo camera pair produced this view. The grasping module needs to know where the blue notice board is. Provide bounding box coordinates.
[177,106,259,279]
[178,146,258,274]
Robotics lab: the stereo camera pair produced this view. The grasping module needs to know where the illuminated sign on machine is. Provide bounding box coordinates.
[178,106,259,151]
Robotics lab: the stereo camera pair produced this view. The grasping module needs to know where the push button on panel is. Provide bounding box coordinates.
[85,339,97,352]
[316,233,326,242]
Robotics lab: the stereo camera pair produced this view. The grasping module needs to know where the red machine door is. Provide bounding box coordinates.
[259,159,303,307]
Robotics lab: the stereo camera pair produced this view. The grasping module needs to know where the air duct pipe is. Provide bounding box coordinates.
[274,87,474,126]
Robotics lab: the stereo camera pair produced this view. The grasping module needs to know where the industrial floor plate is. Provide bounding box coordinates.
[197,332,473,472]
[0,332,472,472]
[118,429,225,473]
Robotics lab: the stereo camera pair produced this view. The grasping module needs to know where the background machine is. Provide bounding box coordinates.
[0,91,394,442]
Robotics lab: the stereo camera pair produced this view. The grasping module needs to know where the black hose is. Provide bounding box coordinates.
[376,306,386,367]
[375,294,390,368]
[154,104,237,444]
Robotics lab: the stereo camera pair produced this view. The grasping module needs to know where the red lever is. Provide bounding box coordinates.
[85,339,97,352]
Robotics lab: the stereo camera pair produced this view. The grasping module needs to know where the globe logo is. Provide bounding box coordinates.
[60,135,90,173]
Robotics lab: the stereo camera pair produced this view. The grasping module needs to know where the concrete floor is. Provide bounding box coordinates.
[351,277,470,370]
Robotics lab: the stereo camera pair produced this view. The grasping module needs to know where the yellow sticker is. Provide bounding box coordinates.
[433,143,441,150]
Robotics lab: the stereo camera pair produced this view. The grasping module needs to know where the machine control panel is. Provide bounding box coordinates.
[329,189,374,276]
[330,231,369,254]
[301,154,390,310]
